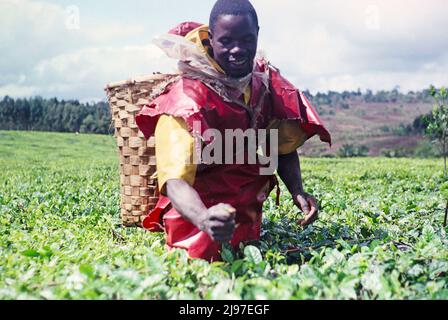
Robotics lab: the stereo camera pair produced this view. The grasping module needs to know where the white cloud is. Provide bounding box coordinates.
[0,0,148,71]
[1,0,447,100]
[0,84,38,98]
[29,45,174,100]
[0,0,76,74]
[0,0,175,99]
[254,0,448,92]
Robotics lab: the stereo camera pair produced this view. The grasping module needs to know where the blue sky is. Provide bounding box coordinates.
[1,0,448,101]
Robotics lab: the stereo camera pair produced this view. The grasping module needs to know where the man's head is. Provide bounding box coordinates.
[208,0,259,78]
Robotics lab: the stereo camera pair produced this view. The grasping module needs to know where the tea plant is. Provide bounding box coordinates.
[0,131,447,299]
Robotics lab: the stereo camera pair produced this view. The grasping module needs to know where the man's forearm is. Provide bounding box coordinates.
[166,179,208,228]
[277,151,304,197]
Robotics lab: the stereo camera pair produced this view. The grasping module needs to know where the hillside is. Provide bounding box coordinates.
[0,90,438,158]
[301,96,434,157]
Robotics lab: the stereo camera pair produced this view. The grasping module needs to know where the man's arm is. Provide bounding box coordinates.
[155,115,236,242]
[166,179,236,242]
[277,151,319,226]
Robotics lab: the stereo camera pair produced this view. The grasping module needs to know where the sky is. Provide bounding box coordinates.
[1,0,448,102]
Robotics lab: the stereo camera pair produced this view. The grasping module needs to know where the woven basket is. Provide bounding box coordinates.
[105,73,176,227]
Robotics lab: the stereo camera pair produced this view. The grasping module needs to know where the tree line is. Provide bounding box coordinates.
[303,87,433,107]
[0,89,435,135]
[0,96,112,134]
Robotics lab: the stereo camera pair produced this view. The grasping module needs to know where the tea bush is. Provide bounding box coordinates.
[0,131,446,299]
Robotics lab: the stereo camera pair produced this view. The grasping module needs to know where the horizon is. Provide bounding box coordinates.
[1,0,448,101]
[0,86,438,105]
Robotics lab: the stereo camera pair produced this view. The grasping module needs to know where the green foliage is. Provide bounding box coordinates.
[0,96,112,134]
[382,148,411,158]
[337,144,369,158]
[244,246,263,265]
[382,141,440,159]
[426,87,448,141]
[303,88,431,109]
[412,140,440,158]
[425,86,448,175]
[393,122,418,136]
[440,182,448,200]
[1,131,447,300]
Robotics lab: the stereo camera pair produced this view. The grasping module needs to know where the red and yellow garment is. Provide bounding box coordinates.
[136,22,331,261]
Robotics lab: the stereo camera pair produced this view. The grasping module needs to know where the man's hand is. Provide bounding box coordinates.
[294,192,319,227]
[199,203,236,243]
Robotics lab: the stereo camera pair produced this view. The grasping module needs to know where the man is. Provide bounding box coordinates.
[136,0,331,261]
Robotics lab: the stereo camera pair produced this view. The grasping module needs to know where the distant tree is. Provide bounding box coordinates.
[425,86,448,176]
[337,144,369,158]
[0,96,113,135]
[80,114,96,133]
[441,182,448,227]
[412,114,430,134]
[364,89,373,103]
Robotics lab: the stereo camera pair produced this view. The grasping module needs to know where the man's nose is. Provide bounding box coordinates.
[229,44,244,55]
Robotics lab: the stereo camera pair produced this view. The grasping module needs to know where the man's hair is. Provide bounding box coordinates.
[209,0,259,32]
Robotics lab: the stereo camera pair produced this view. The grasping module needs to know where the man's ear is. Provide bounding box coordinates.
[207,30,215,56]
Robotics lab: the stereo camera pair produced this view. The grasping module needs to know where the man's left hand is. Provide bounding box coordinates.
[294,192,319,227]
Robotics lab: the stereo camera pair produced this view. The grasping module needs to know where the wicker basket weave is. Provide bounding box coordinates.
[105,74,176,227]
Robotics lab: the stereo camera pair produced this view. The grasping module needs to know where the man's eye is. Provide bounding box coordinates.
[220,38,231,45]
[244,36,255,42]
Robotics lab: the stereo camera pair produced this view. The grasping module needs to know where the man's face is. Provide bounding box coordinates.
[209,14,259,78]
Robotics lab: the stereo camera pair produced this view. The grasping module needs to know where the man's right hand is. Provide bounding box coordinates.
[166,179,236,243]
[199,203,236,243]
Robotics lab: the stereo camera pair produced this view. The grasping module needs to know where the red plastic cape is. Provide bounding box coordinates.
[135,22,331,261]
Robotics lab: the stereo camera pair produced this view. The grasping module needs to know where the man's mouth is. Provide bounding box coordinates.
[228,56,249,67]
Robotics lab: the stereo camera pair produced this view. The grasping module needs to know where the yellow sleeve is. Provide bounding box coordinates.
[267,119,308,155]
[155,115,197,195]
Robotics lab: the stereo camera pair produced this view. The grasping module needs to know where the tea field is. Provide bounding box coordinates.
[0,130,447,299]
